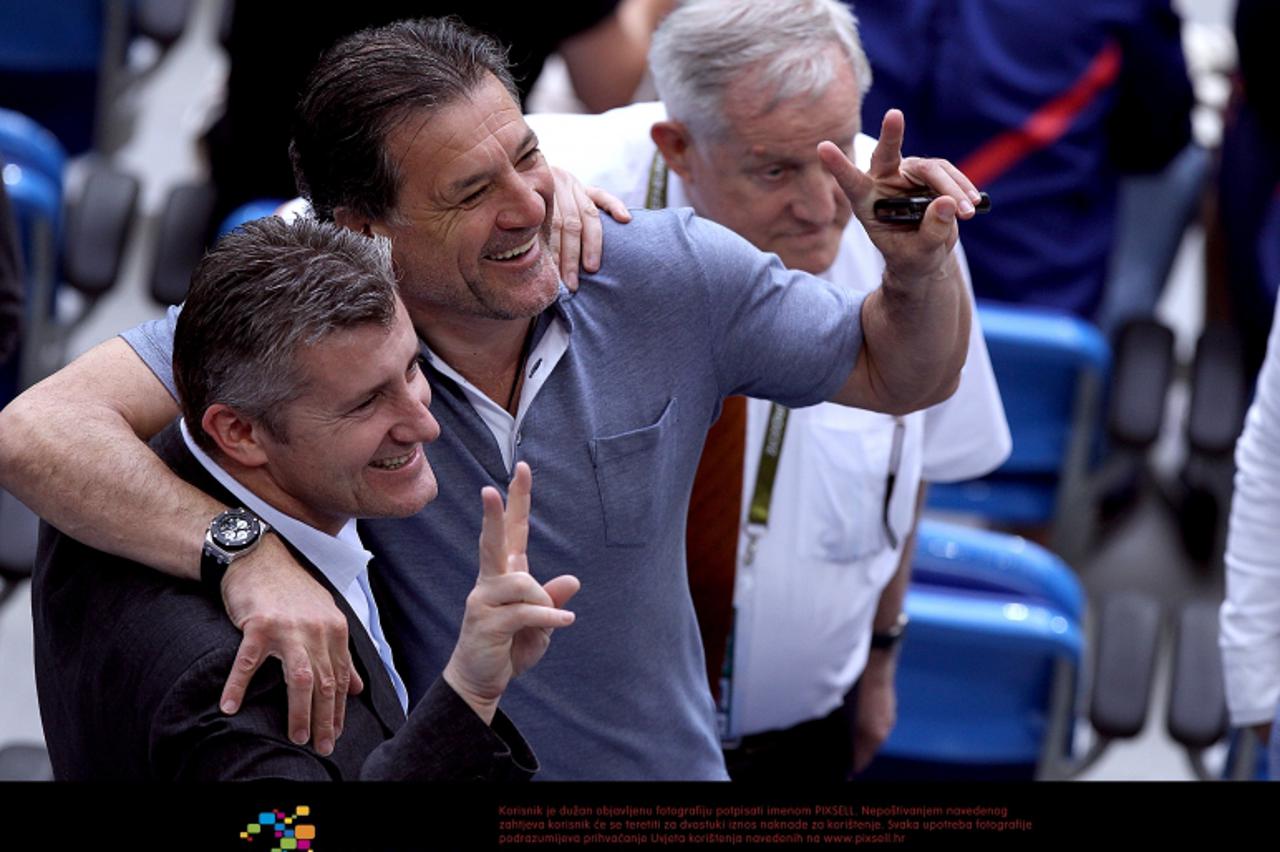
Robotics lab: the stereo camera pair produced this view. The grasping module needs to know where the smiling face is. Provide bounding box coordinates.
[254,299,441,534]
[368,74,561,328]
[674,52,862,274]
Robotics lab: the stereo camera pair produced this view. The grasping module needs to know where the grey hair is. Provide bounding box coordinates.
[649,0,872,138]
[173,216,401,455]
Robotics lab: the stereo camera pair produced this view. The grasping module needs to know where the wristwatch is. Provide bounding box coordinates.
[870,611,909,651]
[201,508,271,596]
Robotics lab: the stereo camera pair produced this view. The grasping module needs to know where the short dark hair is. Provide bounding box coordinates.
[173,217,399,455]
[290,17,520,224]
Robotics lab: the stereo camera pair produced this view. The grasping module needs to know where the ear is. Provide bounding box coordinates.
[650,120,697,182]
[332,206,381,239]
[201,404,271,469]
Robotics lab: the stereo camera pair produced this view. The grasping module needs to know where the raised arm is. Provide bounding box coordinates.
[821,109,977,415]
[0,338,358,755]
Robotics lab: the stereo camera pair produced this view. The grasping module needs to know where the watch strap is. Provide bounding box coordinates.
[200,536,232,597]
[870,612,909,651]
[200,509,270,597]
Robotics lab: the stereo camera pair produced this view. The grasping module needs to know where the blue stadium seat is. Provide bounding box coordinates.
[864,520,1160,780]
[929,302,1110,533]
[0,0,195,155]
[0,0,111,155]
[0,109,137,585]
[0,108,138,392]
[217,198,288,239]
[0,110,65,404]
[928,301,1173,562]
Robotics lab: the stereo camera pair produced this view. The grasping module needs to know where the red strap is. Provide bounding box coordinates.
[958,40,1123,186]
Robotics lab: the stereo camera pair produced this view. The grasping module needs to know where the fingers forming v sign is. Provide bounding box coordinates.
[446,463,580,722]
[818,109,982,280]
[478,462,579,677]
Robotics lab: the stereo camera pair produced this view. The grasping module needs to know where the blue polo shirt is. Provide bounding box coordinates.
[123,209,865,779]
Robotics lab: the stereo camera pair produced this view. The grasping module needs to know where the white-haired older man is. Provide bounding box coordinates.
[530,0,1010,779]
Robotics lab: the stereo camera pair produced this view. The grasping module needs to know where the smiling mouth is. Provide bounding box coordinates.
[369,447,417,471]
[484,235,538,262]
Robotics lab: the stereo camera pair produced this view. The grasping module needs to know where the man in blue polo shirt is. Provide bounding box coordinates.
[0,17,981,778]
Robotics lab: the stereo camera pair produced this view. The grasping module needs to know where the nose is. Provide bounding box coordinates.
[788,168,842,225]
[390,375,441,446]
[495,167,549,231]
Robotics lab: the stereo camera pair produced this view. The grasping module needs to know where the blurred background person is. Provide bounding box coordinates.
[852,0,1197,330]
[1213,0,1280,377]
[205,0,674,226]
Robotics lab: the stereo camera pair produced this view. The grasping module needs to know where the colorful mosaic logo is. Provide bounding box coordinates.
[240,806,316,851]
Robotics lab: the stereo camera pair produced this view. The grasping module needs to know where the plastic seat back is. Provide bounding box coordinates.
[0,109,65,405]
[0,0,107,155]
[929,300,1111,532]
[868,522,1084,778]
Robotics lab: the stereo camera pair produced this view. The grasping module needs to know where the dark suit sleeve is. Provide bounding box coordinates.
[150,646,536,781]
[150,646,341,781]
[361,678,537,781]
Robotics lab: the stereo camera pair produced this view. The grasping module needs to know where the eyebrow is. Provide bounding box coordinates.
[745,150,801,165]
[445,128,539,199]
[336,351,422,411]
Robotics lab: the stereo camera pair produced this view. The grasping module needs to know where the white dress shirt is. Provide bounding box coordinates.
[181,420,410,713]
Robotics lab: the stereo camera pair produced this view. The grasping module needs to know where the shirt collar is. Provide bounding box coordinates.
[179,419,372,593]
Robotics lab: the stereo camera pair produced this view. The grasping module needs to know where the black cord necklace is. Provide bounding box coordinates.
[505,318,537,415]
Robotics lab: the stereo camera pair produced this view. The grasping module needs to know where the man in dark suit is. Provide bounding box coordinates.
[31,216,579,780]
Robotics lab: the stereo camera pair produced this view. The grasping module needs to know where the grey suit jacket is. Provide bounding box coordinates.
[31,421,536,781]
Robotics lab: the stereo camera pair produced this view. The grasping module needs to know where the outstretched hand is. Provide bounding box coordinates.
[818,109,981,282]
[443,461,580,724]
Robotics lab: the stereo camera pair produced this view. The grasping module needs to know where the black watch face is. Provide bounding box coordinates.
[211,510,260,551]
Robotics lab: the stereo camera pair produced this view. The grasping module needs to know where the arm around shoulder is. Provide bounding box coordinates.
[0,336,213,577]
[0,336,361,753]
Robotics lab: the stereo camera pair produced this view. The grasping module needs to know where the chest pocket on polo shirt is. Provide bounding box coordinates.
[797,406,921,577]
[590,398,680,547]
